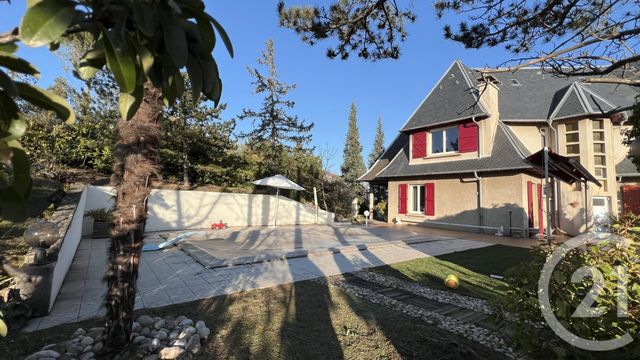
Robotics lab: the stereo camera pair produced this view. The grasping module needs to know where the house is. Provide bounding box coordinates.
[360,60,639,236]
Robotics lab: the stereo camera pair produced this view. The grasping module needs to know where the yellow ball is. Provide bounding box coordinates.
[444,274,459,289]
[0,318,7,337]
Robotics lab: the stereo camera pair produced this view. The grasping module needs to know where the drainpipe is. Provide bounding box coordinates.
[472,116,480,158]
[547,119,560,232]
[584,181,590,232]
[474,171,483,230]
[540,129,552,243]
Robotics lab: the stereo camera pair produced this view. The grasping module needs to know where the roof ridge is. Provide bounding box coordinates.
[549,83,590,120]
[374,141,407,178]
[455,60,489,114]
[578,84,618,110]
[497,122,529,159]
[573,83,595,113]
[358,132,400,181]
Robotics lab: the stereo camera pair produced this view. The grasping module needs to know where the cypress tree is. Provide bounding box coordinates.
[368,115,385,168]
[341,102,366,187]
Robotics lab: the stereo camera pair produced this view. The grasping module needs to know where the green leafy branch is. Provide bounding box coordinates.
[0,0,233,221]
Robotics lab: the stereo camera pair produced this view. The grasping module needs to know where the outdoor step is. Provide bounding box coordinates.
[451,310,487,323]
[433,305,462,316]
[391,293,413,301]
[402,296,443,311]
[376,289,406,298]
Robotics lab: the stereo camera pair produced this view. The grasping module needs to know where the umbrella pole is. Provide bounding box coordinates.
[273,188,280,228]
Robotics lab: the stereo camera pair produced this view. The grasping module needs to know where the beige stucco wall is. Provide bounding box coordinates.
[145,189,334,232]
[555,118,622,235]
[388,173,528,233]
[613,124,632,166]
[482,175,528,230]
[506,123,546,153]
[478,82,500,157]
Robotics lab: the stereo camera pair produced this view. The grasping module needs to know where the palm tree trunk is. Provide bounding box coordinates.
[104,83,163,350]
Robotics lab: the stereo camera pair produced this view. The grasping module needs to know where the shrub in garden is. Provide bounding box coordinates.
[500,217,640,358]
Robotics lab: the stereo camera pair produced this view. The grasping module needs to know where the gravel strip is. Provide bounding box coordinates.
[353,270,496,315]
[316,276,523,359]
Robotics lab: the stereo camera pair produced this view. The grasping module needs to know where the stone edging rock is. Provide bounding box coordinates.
[24,314,211,360]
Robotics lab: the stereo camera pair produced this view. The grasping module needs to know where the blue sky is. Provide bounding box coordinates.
[1,1,514,172]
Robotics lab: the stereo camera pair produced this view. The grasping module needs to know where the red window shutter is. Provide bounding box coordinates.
[425,183,435,216]
[527,181,534,227]
[537,183,543,236]
[458,122,478,153]
[411,131,427,158]
[398,184,408,214]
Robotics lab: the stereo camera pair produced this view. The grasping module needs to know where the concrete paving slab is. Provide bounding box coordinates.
[24,224,506,332]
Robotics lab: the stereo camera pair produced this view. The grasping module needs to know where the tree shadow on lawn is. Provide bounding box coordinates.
[370,245,536,302]
[277,226,344,359]
[436,245,535,276]
[371,259,507,301]
[338,249,505,359]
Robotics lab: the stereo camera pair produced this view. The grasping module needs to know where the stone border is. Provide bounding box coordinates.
[353,270,496,315]
[317,276,521,359]
[178,238,443,269]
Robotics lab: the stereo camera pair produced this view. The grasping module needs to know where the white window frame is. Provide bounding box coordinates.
[430,126,459,155]
[409,184,425,214]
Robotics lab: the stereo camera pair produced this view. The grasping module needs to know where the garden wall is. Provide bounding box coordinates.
[49,186,87,311]
[48,185,114,311]
[145,189,334,231]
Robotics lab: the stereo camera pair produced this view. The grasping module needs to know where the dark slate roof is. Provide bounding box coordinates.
[551,84,591,119]
[359,133,409,182]
[487,68,638,121]
[360,60,638,181]
[374,122,530,179]
[616,157,640,176]
[400,60,487,132]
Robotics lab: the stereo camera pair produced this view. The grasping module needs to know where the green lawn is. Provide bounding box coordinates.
[371,245,534,301]
[4,280,504,360]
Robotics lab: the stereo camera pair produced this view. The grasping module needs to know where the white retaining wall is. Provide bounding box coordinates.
[49,185,115,310]
[86,186,116,210]
[49,187,87,310]
[145,189,334,232]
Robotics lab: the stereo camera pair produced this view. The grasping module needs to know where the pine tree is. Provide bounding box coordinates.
[239,39,314,176]
[163,74,233,186]
[368,115,385,168]
[341,102,365,187]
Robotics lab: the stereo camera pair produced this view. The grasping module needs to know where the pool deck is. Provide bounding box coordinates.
[23,223,535,332]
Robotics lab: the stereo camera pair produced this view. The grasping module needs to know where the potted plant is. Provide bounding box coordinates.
[375,200,388,222]
[83,208,113,237]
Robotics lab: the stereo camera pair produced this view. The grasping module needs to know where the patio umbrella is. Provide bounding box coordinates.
[252,174,305,227]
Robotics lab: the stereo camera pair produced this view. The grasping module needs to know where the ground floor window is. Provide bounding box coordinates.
[410,185,425,213]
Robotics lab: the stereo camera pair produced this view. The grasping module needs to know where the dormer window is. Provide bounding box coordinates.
[410,121,478,160]
[431,127,459,154]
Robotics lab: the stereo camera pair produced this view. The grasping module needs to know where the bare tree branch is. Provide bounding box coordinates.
[0,27,19,45]
[582,77,640,86]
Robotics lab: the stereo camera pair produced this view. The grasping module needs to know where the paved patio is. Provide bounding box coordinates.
[24,224,498,332]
